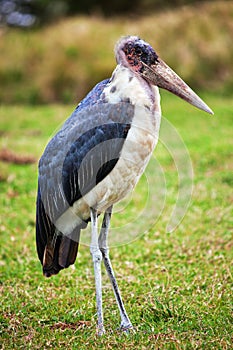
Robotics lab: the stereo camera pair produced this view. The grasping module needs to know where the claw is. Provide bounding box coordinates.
[120,323,134,334]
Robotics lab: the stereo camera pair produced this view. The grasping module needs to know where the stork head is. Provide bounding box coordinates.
[115,36,213,114]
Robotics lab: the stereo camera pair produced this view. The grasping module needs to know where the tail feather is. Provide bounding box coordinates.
[36,187,81,278]
[58,234,79,268]
[43,231,80,277]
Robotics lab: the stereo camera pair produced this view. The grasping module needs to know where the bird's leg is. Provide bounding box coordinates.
[90,207,105,336]
[99,206,133,331]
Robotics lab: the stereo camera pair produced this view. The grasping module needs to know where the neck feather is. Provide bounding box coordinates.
[102,65,161,114]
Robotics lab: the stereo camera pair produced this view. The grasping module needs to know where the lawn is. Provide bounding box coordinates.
[0,92,232,349]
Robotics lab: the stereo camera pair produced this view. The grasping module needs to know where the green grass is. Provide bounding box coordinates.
[0,93,232,349]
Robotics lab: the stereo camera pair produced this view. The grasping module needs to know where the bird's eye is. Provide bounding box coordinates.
[135,47,142,55]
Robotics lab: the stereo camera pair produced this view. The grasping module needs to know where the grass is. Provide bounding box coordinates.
[0,92,232,349]
[0,1,233,104]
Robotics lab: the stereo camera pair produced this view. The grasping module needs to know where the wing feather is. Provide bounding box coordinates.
[36,79,135,276]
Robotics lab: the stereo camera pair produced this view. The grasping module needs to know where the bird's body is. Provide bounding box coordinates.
[37,55,161,273]
[36,36,213,334]
[57,67,160,228]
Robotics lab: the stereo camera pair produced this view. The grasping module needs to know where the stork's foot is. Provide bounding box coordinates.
[120,322,134,333]
[97,324,105,336]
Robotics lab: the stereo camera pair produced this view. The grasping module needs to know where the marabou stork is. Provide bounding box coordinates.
[36,36,213,334]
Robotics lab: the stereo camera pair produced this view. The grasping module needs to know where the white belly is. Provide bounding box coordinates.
[55,65,161,235]
[55,105,160,235]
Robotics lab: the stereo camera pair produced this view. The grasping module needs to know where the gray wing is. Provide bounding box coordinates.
[38,102,134,223]
[36,100,134,275]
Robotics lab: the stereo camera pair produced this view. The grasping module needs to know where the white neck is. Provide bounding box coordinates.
[102,65,161,115]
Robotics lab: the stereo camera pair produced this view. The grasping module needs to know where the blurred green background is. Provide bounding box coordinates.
[0,0,232,104]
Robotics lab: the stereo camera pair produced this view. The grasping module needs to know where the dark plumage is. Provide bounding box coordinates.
[36,99,134,276]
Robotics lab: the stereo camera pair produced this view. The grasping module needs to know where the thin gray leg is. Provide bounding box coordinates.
[90,207,105,335]
[99,206,133,330]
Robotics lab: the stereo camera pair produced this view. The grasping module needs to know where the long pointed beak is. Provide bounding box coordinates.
[141,60,214,115]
